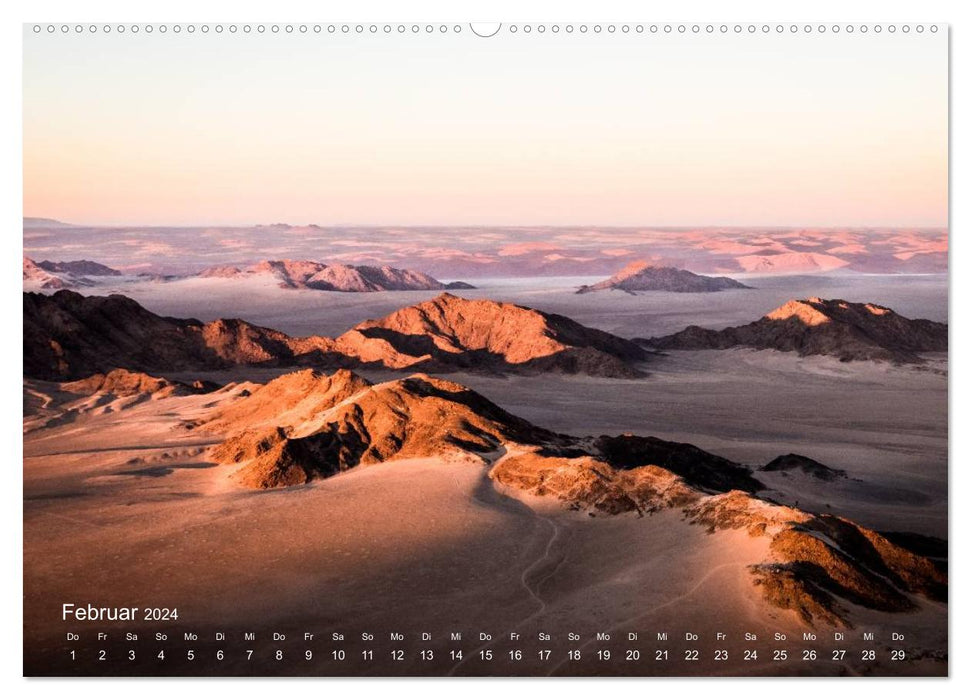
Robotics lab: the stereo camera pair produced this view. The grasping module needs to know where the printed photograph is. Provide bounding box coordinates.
[22,23,948,676]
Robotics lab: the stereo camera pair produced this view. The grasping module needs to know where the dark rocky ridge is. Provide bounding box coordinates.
[593,434,764,493]
[37,260,121,276]
[23,290,333,381]
[24,291,649,380]
[760,453,847,481]
[641,297,947,363]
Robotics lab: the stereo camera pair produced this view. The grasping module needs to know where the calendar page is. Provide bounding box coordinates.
[22,21,948,677]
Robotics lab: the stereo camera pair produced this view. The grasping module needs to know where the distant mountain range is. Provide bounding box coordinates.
[642,297,948,363]
[23,291,647,380]
[23,217,76,228]
[22,223,948,276]
[577,261,750,294]
[24,256,473,293]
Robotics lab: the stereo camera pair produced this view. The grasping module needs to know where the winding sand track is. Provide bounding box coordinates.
[447,457,564,675]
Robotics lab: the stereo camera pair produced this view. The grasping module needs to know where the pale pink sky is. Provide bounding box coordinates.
[23,28,948,227]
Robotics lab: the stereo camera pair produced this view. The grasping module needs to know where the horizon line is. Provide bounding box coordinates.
[22,218,951,231]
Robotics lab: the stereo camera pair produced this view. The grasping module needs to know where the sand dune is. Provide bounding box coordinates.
[735,252,851,274]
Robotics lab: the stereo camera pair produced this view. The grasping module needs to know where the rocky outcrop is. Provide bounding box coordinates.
[199,259,475,292]
[23,369,219,432]
[592,433,764,493]
[62,368,213,399]
[642,297,947,363]
[334,293,649,377]
[749,514,946,626]
[204,368,373,435]
[208,371,566,488]
[491,453,700,515]
[577,261,750,294]
[760,453,847,481]
[23,257,120,290]
[24,257,69,289]
[37,260,121,277]
[197,265,242,278]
